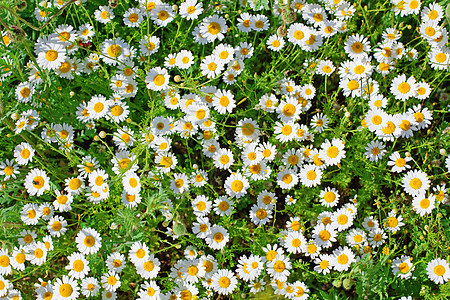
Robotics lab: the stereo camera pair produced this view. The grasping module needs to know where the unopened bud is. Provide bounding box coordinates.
[174,75,182,83]
[69,91,75,97]
[99,131,106,138]
[440,149,447,155]
[11,112,19,120]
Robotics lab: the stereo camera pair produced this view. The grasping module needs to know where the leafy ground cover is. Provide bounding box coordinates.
[0,0,450,299]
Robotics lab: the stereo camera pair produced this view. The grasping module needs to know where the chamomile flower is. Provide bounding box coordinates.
[80,277,100,298]
[200,15,228,42]
[14,142,35,165]
[200,55,224,79]
[345,34,371,59]
[311,113,329,133]
[412,194,436,216]
[331,246,355,272]
[206,225,229,250]
[27,242,47,266]
[123,8,142,28]
[365,140,386,162]
[299,164,322,187]
[274,121,298,143]
[427,258,450,284]
[267,34,285,51]
[319,187,340,207]
[284,231,306,254]
[331,208,354,232]
[267,254,291,282]
[312,223,337,248]
[390,74,417,101]
[66,252,90,279]
[383,211,405,233]
[137,281,161,300]
[387,151,412,173]
[429,46,450,70]
[53,275,79,300]
[151,4,175,27]
[211,269,237,295]
[47,215,67,237]
[392,256,415,279]
[402,169,430,197]
[10,246,28,271]
[408,104,433,130]
[145,67,169,91]
[36,43,67,70]
[235,42,254,59]
[249,203,272,226]
[314,254,332,274]
[101,271,121,292]
[75,227,102,255]
[179,0,203,20]
[25,168,50,197]
[346,228,367,247]
[213,148,234,170]
[277,169,299,190]
[87,94,110,120]
[213,89,236,114]
[0,159,19,180]
[224,172,249,199]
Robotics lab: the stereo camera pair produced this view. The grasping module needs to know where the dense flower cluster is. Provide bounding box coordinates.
[0,0,449,299]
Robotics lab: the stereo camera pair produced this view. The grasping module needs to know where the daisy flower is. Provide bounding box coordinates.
[150,4,175,27]
[123,7,142,27]
[311,113,329,133]
[205,225,229,250]
[145,67,169,91]
[365,140,386,162]
[176,49,195,69]
[24,168,50,197]
[319,187,340,207]
[170,173,190,194]
[200,15,228,42]
[412,194,436,216]
[383,211,405,233]
[53,275,79,300]
[101,271,121,292]
[267,34,285,51]
[299,164,322,187]
[224,172,249,198]
[66,252,90,279]
[0,249,11,276]
[200,55,224,79]
[402,169,430,197]
[80,277,100,298]
[129,241,150,266]
[284,231,306,254]
[213,196,234,216]
[249,203,273,226]
[87,94,110,120]
[257,141,277,161]
[344,34,371,59]
[274,121,298,143]
[427,258,450,284]
[27,242,47,266]
[137,281,161,299]
[211,269,237,295]
[429,46,450,71]
[94,5,114,23]
[387,152,412,173]
[312,223,337,248]
[53,190,73,212]
[236,12,252,32]
[346,229,367,247]
[47,215,67,237]
[36,42,67,70]
[392,256,415,279]
[408,104,433,130]
[135,254,161,279]
[390,74,417,101]
[213,89,235,114]
[213,148,234,170]
[314,254,332,274]
[0,159,19,180]
[75,228,102,255]
[251,14,269,31]
[267,254,291,282]
[331,246,355,272]
[10,246,28,271]
[277,169,299,190]
[14,142,35,166]
[192,216,211,239]
[331,208,354,232]
[179,0,203,20]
